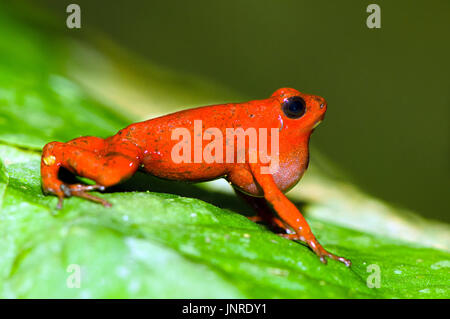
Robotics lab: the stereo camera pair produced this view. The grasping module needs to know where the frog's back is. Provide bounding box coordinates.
[127,103,239,181]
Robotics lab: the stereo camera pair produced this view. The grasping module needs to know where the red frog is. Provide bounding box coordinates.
[41,88,351,266]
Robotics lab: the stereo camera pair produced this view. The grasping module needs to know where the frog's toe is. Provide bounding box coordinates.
[71,190,112,207]
[330,254,352,267]
[280,234,351,267]
[56,195,65,210]
[66,183,105,192]
[59,184,111,207]
[317,247,351,267]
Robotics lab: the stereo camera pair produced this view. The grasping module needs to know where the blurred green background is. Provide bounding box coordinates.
[25,0,450,222]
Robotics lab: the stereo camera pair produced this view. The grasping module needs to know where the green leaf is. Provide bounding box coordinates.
[1,146,449,298]
[0,3,449,298]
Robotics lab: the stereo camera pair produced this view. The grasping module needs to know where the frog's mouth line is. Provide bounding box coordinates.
[312,120,322,129]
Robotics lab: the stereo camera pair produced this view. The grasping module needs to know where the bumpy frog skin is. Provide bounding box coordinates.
[41,88,351,266]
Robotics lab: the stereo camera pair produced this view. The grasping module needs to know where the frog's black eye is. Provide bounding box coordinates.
[282,96,306,119]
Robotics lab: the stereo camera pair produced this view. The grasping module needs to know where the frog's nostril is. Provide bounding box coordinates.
[313,96,326,109]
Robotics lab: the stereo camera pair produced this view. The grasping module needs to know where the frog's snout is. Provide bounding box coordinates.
[313,96,327,110]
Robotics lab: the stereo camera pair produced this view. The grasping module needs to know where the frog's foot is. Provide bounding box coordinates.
[247,215,263,222]
[57,184,111,209]
[279,233,351,267]
[248,215,290,233]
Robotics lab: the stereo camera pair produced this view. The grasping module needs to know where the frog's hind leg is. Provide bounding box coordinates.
[41,136,142,209]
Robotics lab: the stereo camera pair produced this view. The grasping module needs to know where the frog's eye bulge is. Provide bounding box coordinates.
[282,96,306,119]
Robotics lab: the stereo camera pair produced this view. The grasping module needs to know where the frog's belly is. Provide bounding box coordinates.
[141,150,307,195]
[227,159,306,196]
[141,156,229,182]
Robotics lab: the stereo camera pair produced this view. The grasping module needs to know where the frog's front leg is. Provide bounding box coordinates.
[248,162,351,267]
[41,136,142,209]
